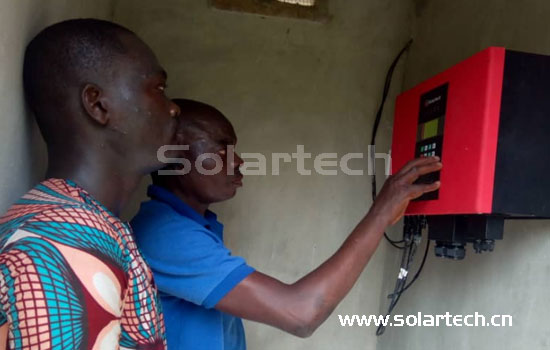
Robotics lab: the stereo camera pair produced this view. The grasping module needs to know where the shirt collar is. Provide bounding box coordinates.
[147,184,220,230]
[42,178,131,233]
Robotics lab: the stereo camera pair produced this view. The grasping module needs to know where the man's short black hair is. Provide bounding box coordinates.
[23,18,133,142]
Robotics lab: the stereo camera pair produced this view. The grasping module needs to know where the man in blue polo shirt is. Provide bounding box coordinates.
[131,182,252,349]
[131,99,442,350]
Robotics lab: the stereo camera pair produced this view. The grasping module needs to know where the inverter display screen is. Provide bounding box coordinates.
[421,118,440,140]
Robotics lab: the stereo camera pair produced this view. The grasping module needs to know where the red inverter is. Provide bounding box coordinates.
[391,47,550,257]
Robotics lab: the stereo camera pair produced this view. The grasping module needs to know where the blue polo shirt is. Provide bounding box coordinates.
[131,185,255,350]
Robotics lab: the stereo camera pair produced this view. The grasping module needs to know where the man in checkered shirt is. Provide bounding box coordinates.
[0,19,180,349]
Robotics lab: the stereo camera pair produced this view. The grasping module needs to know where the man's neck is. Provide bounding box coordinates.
[46,150,143,217]
[170,187,209,216]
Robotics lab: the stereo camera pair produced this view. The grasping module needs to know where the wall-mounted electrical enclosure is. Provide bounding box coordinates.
[391,47,550,258]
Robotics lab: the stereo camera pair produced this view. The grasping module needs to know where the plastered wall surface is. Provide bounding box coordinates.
[0,0,115,214]
[378,1,550,350]
[114,0,414,349]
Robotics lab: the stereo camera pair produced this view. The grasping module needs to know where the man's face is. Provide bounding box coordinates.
[180,116,244,204]
[101,33,180,173]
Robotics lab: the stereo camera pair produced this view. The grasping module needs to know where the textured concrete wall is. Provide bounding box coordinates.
[378,1,550,350]
[114,1,414,349]
[0,0,115,213]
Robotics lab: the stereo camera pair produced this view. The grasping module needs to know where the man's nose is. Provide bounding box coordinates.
[233,153,244,169]
[169,101,181,118]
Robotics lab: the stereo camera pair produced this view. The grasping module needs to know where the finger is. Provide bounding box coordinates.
[408,181,441,199]
[395,156,440,177]
[400,162,443,184]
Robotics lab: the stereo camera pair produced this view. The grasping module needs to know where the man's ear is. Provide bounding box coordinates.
[81,83,109,126]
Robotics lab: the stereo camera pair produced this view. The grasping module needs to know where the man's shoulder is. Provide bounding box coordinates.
[0,181,126,266]
[131,199,222,259]
[1,195,115,238]
[131,198,205,233]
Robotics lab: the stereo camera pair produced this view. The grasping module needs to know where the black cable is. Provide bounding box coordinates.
[370,38,413,152]
[376,215,426,336]
[376,220,415,335]
[386,238,406,249]
[391,237,422,308]
[400,240,430,293]
[376,237,416,336]
[369,39,413,249]
[368,42,434,333]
